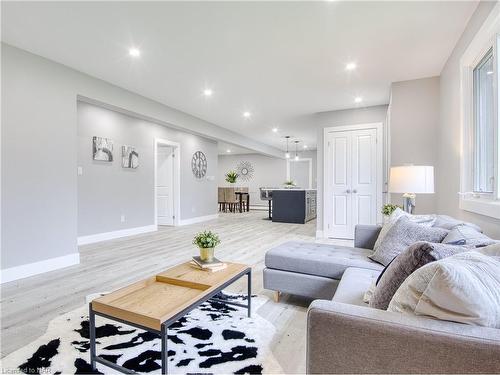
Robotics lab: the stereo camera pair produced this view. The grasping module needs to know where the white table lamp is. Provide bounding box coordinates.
[388,165,434,214]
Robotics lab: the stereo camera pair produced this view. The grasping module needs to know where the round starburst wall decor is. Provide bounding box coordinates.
[236,161,254,181]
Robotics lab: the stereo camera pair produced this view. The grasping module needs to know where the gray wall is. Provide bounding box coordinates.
[1,43,274,271]
[218,154,286,207]
[389,77,440,214]
[437,1,500,238]
[2,44,78,269]
[78,102,217,236]
[217,150,317,207]
[315,105,389,233]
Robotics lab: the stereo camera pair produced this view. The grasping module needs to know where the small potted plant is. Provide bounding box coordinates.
[283,180,296,188]
[225,171,238,184]
[192,230,221,262]
[382,203,401,217]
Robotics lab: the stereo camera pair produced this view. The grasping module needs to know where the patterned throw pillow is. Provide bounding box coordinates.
[369,241,467,310]
[373,208,436,252]
[369,217,449,266]
[388,251,500,328]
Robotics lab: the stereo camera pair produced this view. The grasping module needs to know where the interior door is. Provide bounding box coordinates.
[326,131,352,238]
[326,128,378,239]
[352,129,377,226]
[157,146,174,226]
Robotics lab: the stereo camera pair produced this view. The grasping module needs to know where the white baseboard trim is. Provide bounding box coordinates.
[1,253,80,284]
[316,230,324,239]
[179,214,219,226]
[249,205,268,211]
[78,225,157,245]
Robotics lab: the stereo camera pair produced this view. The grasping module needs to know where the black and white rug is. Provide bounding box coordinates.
[2,293,282,374]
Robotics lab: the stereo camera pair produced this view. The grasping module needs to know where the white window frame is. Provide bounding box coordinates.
[460,3,500,219]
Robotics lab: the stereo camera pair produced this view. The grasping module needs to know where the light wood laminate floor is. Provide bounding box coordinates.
[1,211,350,373]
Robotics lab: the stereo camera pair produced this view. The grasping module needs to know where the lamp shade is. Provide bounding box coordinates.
[389,165,434,194]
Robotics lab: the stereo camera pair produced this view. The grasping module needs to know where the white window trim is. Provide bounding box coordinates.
[460,3,500,219]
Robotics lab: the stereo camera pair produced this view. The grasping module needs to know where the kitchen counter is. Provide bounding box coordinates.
[271,189,317,224]
[260,188,316,191]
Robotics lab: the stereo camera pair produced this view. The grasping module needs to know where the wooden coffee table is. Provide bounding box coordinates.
[88,261,251,374]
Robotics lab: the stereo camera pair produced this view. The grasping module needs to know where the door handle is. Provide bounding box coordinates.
[352,189,357,194]
[345,189,351,193]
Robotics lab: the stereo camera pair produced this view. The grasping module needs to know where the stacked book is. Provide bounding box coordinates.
[190,256,227,273]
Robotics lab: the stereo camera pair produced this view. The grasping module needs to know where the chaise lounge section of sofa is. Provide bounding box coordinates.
[263,221,500,374]
[263,225,383,301]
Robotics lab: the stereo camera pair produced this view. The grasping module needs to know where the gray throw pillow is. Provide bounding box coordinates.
[442,224,497,247]
[433,215,482,232]
[369,241,468,310]
[368,217,449,266]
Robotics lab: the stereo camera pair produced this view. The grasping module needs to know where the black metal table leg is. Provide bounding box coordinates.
[89,303,97,371]
[247,270,252,317]
[161,324,168,374]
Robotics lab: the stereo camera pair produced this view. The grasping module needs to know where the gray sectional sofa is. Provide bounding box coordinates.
[263,223,500,374]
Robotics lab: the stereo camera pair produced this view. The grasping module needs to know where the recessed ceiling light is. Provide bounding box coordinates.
[226,149,231,153]
[203,88,213,97]
[272,127,278,133]
[487,71,494,75]
[345,62,357,71]
[303,145,308,149]
[243,111,251,118]
[354,97,363,103]
[129,48,141,57]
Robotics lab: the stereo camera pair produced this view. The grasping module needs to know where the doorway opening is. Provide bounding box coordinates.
[154,138,181,226]
[286,158,313,189]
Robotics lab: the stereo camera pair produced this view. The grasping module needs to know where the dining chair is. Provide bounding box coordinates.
[218,187,226,212]
[224,187,239,213]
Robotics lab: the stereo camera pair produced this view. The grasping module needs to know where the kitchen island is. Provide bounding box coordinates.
[270,189,317,224]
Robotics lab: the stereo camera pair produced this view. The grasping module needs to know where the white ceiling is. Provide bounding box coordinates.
[2,1,477,151]
[217,141,255,155]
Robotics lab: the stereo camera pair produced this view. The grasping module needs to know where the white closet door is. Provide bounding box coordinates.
[352,129,377,226]
[327,131,353,239]
[326,128,378,239]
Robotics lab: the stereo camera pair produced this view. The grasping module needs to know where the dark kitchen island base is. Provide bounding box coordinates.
[271,189,316,224]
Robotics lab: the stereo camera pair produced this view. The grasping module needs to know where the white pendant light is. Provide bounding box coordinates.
[285,136,291,159]
[294,140,300,160]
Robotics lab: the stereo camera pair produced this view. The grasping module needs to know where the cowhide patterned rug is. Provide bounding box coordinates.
[1,293,283,374]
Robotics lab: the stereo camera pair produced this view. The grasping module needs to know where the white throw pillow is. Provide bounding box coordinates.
[388,251,500,328]
[374,208,436,251]
[477,242,500,258]
[363,280,376,304]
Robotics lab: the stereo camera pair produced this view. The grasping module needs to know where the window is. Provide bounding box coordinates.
[473,49,495,194]
[459,7,500,220]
